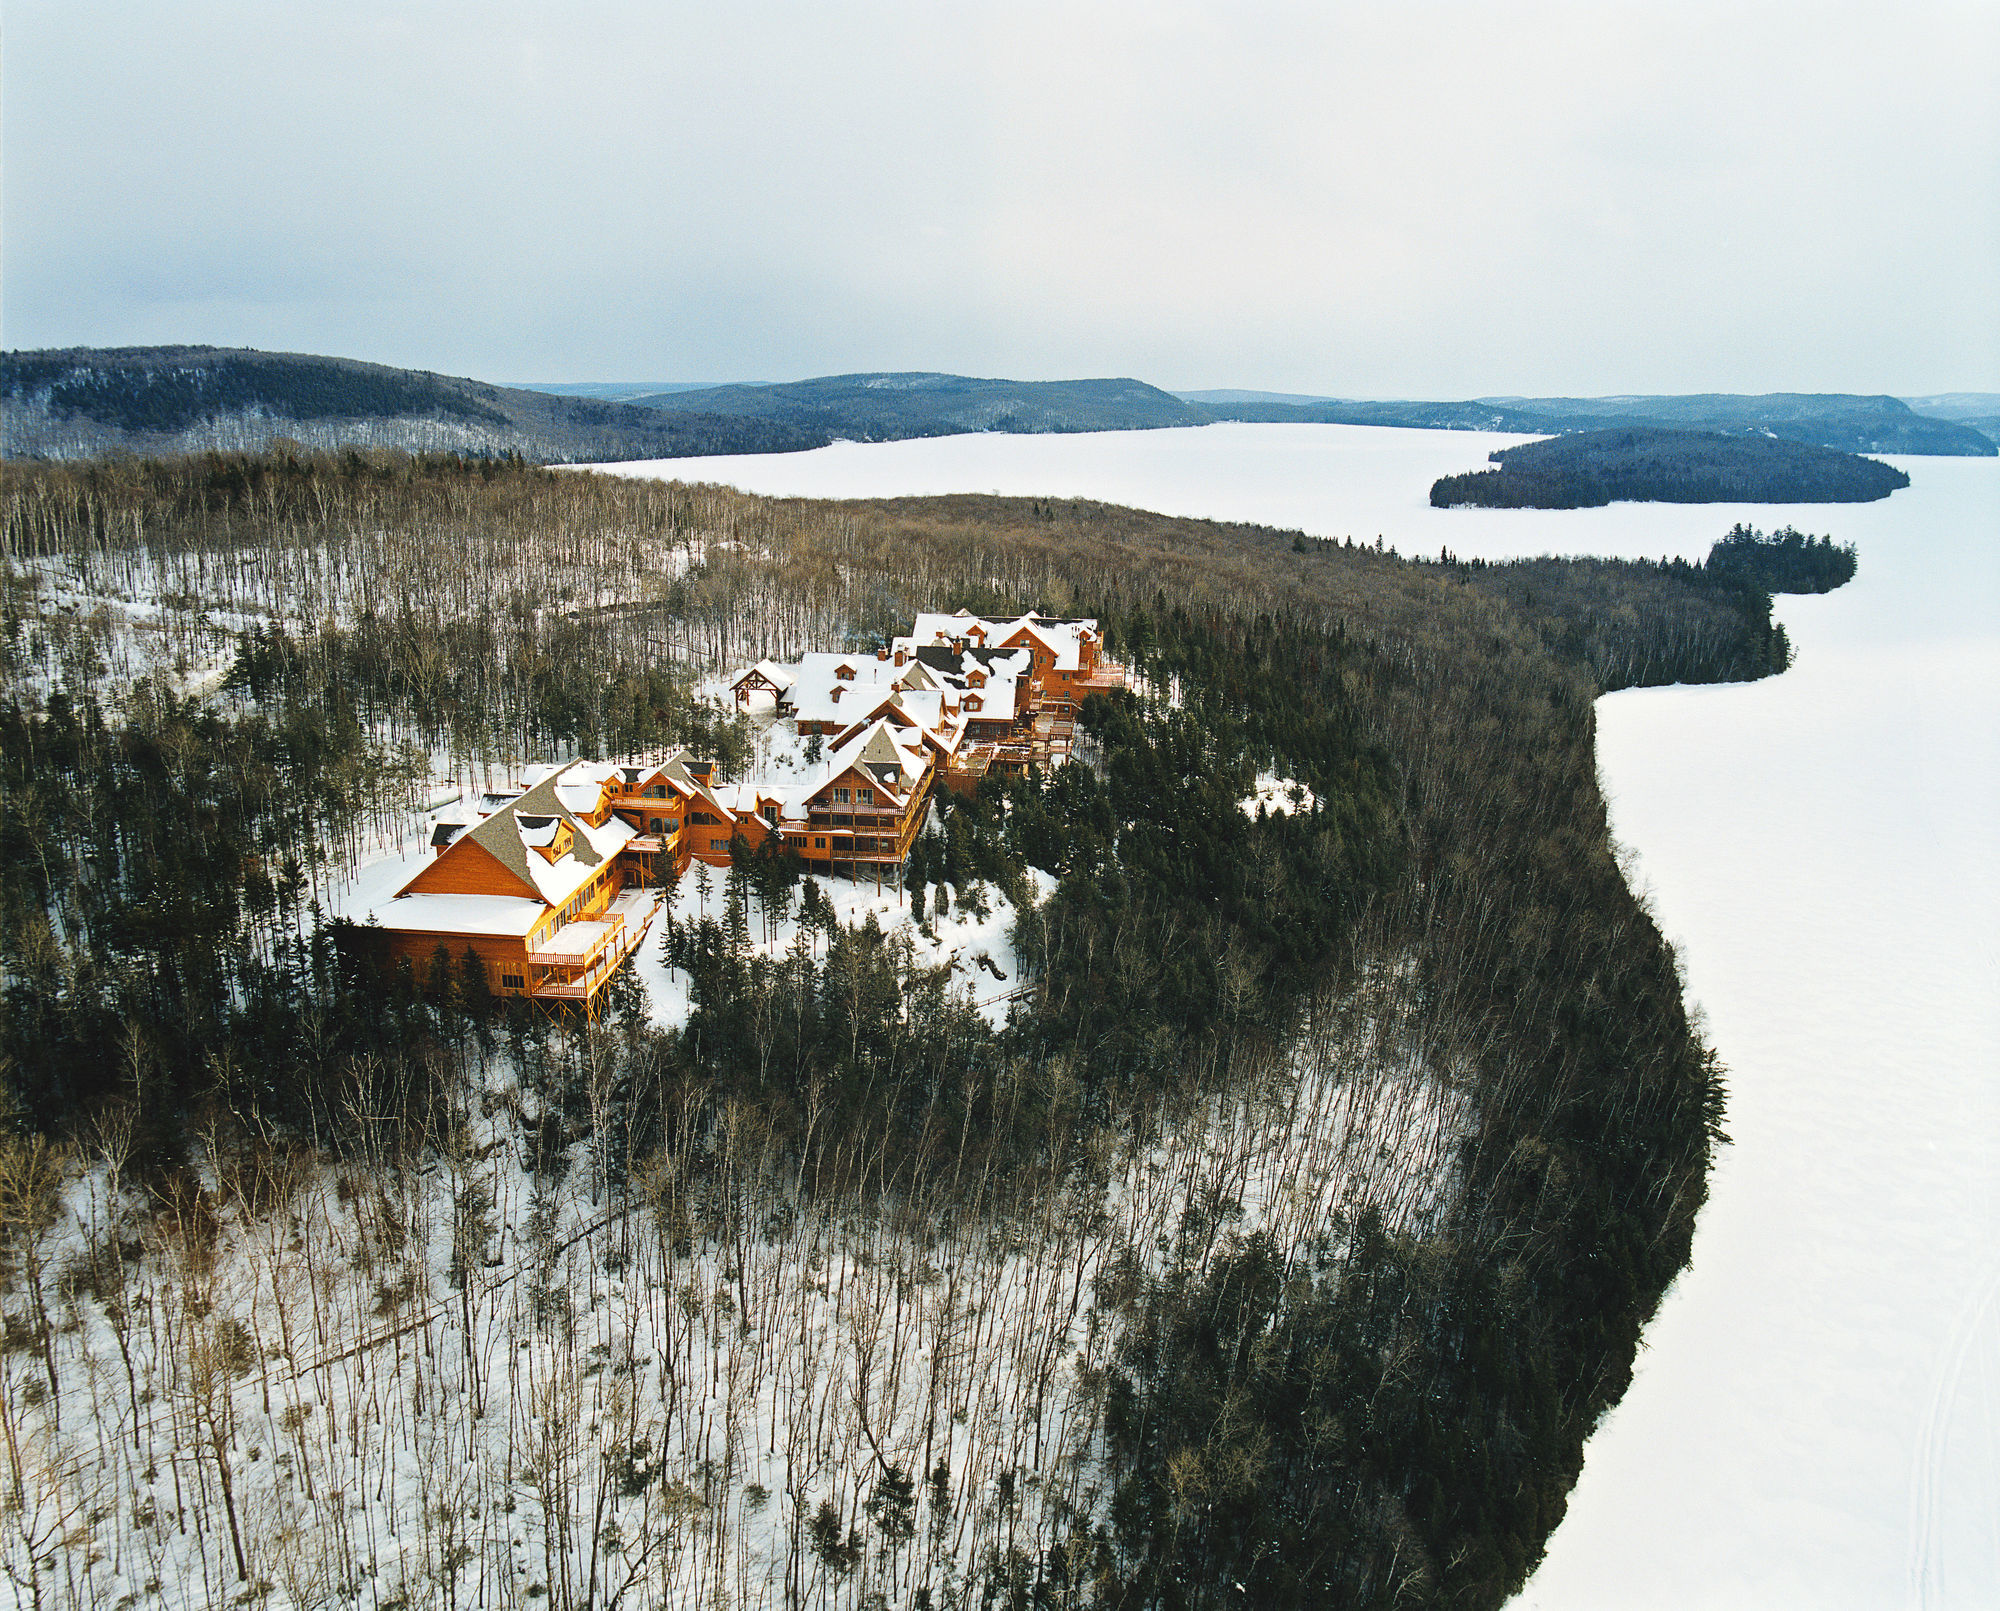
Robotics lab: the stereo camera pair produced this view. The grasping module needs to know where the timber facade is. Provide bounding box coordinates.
[362,613,1119,1003]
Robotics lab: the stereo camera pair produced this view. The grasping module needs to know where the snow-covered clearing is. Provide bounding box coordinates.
[1238,772,1315,819]
[602,424,2000,1607]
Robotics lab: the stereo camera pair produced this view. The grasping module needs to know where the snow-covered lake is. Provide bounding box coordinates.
[602,423,2000,1609]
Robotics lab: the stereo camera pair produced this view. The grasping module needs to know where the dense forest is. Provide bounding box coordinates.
[1430,426,1910,508]
[1,347,824,463]
[0,451,1847,1609]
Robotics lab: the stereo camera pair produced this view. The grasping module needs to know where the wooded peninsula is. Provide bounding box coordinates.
[0,450,1847,1609]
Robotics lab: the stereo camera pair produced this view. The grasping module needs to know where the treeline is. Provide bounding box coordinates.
[1430,426,1909,507]
[0,449,1830,1608]
[1705,522,1857,593]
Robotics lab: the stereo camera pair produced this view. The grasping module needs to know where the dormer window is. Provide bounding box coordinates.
[830,686,842,702]
[836,664,856,680]
[969,669,986,687]
[967,694,983,712]
[517,814,572,864]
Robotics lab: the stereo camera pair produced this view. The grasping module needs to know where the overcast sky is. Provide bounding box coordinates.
[6,1,1997,395]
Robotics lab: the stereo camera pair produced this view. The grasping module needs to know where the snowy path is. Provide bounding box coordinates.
[601,425,2000,1608]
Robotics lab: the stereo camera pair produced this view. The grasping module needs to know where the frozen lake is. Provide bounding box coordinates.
[599,424,2000,1608]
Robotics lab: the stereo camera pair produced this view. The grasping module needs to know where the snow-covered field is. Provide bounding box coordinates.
[601,424,2000,1608]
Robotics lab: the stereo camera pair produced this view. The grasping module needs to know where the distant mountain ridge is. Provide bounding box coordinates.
[8,348,1992,464]
[617,372,1210,439]
[1,347,821,462]
[1174,388,1995,456]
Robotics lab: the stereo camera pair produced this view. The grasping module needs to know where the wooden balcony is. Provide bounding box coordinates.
[529,890,660,1004]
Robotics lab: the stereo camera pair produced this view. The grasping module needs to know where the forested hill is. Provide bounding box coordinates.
[620,371,1211,438]
[1429,426,1910,508]
[1,346,823,462]
[1183,388,1997,456]
[0,449,1816,1608]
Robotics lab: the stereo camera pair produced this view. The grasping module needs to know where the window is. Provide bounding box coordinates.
[710,837,727,851]
[835,787,850,804]
[814,836,826,849]
[858,787,873,805]
[649,817,663,833]
[645,784,666,798]
[501,973,526,991]
[763,804,779,825]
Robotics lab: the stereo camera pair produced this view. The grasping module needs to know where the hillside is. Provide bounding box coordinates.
[0,447,1790,1609]
[1,346,824,462]
[1181,388,1996,456]
[625,370,1211,438]
[1903,391,2000,449]
[1430,426,1910,507]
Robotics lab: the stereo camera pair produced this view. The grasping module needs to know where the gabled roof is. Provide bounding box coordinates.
[732,658,797,692]
[823,718,932,800]
[401,762,636,910]
[759,651,926,724]
[902,642,1032,719]
[904,611,1097,672]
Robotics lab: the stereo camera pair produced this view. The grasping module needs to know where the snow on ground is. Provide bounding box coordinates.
[598,425,2000,1607]
[1239,772,1316,818]
[634,859,1055,1033]
[26,426,1990,1603]
[7,931,1466,1611]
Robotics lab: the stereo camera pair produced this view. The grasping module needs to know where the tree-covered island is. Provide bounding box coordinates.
[1431,426,1910,508]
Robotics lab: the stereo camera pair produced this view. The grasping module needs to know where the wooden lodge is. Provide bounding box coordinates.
[360,613,1118,1003]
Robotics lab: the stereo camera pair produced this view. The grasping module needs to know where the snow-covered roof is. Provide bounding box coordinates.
[732,658,797,691]
[395,760,636,909]
[371,893,546,938]
[529,918,617,961]
[768,651,924,725]
[897,642,1033,720]
[826,718,931,798]
[902,610,1098,673]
